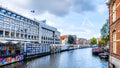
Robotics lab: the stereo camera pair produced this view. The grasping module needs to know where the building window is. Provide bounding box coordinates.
[0,15,4,20]
[0,22,4,28]
[11,32,14,38]
[113,31,117,53]
[11,25,15,31]
[5,24,10,30]
[0,30,3,37]
[113,2,116,22]
[16,33,19,38]
[5,31,9,37]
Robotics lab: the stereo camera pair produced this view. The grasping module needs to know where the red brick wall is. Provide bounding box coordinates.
[116,0,120,19]
[109,0,120,60]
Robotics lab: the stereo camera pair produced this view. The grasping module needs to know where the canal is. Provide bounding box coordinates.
[1,48,108,68]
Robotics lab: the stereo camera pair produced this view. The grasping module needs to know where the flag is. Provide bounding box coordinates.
[30,10,35,13]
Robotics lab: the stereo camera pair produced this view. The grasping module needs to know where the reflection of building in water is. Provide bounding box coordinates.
[1,61,24,68]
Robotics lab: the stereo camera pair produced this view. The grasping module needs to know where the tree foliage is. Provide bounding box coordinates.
[98,37,108,47]
[68,35,74,44]
[98,40,105,47]
[99,20,109,47]
[101,37,108,45]
[100,20,109,40]
[90,37,97,45]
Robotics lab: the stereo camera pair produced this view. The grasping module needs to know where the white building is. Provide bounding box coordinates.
[0,7,60,44]
[40,20,60,44]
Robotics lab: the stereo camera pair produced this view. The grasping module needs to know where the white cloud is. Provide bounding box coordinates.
[81,17,95,27]
[93,33,101,38]
[97,4,107,13]
[0,0,107,39]
[0,0,98,16]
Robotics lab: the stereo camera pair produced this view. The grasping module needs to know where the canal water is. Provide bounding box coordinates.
[1,48,108,68]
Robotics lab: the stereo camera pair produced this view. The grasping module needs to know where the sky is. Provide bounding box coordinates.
[0,0,109,39]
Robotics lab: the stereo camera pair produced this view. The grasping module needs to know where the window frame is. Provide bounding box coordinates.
[112,2,116,22]
[113,31,117,53]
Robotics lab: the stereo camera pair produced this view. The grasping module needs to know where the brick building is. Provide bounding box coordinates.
[77,38,87,45]
[60,35,68,44]
[60,35,77,45]
[108,0,120,68]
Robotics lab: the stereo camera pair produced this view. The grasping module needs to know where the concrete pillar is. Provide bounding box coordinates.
[9,23,11,38]
[19,28,21,39]
[14,27,16,38]
[27,35,28,39]
[53,31,55,44]
[3,29,5,37]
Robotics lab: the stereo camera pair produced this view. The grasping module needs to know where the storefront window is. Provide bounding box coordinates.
[16,33,19,38]
[0,30,3,37]
[25,34,27,39]
[5,31,9,37]
[11,32,14,38]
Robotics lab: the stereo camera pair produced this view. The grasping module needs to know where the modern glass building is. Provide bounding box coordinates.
[0,7,60,44]
[40,21,60,44]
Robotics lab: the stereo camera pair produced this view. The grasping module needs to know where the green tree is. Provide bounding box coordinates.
[68,35,74,44]
[100,20,109,41]
[101,36,108,46]
[100,20,109,46]
[98,40,104,47]
[98,36,108,47]
[90,37,97,45]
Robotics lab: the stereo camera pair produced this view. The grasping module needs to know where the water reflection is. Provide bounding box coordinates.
[1,61,24,68]
[1,48,108,68]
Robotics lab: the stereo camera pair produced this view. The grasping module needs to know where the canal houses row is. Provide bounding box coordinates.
[0,6,60,66]
[108,0,120,68]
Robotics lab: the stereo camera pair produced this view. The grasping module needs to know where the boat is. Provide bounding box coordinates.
[0,41,24,66]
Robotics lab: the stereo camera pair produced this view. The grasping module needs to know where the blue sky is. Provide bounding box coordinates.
[0,0,109,39]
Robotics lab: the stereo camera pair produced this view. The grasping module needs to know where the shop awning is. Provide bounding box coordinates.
[11,41,19,44]
[0,41,9,43]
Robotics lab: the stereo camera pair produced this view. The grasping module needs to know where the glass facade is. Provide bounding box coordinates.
[0,7,39,42]
[41,28,54,44]
[41,27,60,44]
[0,7,60,44]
